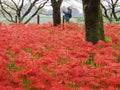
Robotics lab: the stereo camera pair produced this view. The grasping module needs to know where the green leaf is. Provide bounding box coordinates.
[8,62,16,69]
[23,48,33,55]
[105,36,112,42]
[23,79,32,90]
[6,50,16,58]
[59,57,70,64]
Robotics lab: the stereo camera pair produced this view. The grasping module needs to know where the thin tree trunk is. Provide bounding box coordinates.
[53,6,61,26]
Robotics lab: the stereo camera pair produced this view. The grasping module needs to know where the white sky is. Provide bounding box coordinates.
[6,0,120,14]
[43,0,83,13]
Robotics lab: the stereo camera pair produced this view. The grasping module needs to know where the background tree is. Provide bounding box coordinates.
[82,0,105,44]
[51,0,63,26]
[0,0,49,24]
[101,0,120,23]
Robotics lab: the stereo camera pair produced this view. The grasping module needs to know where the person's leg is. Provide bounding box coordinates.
[66,17,70,23]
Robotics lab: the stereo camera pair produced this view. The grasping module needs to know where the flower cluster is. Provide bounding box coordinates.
[0,23,120,90]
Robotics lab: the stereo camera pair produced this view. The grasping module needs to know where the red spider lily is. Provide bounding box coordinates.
[0,23,120,89]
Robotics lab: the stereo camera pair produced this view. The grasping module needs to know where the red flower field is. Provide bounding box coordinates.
[0,23,120,90]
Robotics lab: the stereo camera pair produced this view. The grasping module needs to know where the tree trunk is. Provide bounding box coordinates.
[82,0,105,44]
[53,6,61,26]
[51,0,63,26]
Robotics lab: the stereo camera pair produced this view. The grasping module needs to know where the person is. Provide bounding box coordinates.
[63,7,72,23]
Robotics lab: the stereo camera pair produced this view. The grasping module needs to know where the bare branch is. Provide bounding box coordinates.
[19,0,24,11]
[0,1,14,22]
[0,0,49,24]
[101,0,120,22]
[11,0,19,10]
[24,0,49,24]
[2,1,17,11]
[22,0,39,18]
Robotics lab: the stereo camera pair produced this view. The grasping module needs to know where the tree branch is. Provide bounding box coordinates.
[24,0,49,24]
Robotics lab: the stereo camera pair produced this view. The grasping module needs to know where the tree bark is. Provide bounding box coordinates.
[82,0,105,44]
[51,0,63,26]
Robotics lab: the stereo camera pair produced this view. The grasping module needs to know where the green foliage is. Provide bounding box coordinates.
[6,50,16,58]
[45,46,51,51]
[114,44,120,50]
[66,82,79,89]
[23,48,33,55]
[50,72,57,77]
[84,53,97,67]
[8,62,16,70]
[105,36,112,42]
[34,54,43,60]
[114,54,120,63]
[8,61,25,71]
[23,79,32,90]
[59,57,70,64]
[113,45,120,63]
